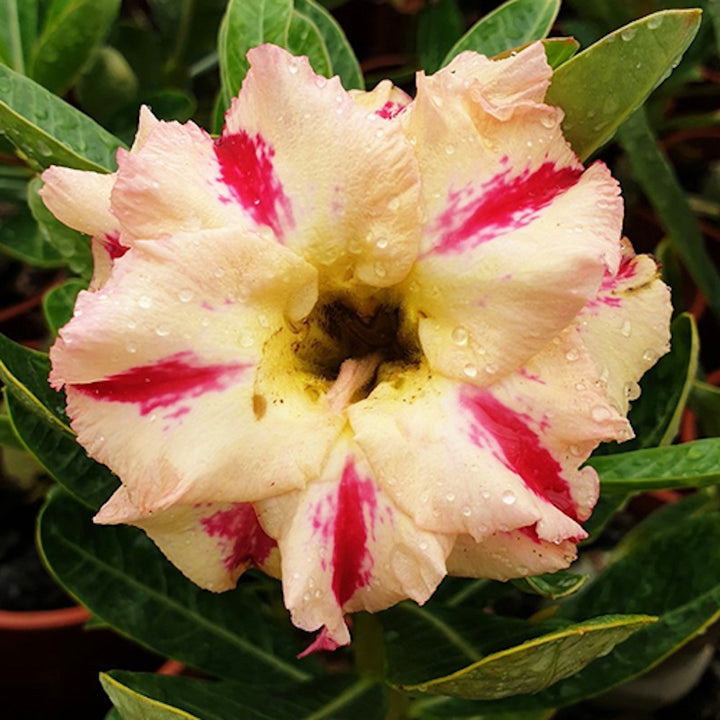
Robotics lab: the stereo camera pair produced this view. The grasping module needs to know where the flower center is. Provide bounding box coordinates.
[284,293,422,407]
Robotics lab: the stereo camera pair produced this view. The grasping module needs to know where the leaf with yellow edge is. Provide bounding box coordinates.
[395,615,655,700]
[102,674,200,720]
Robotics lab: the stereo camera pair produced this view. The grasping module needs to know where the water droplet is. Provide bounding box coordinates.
[314,589,323,598]
[376,237,388,249]
[642,348,658,363]
[137,295,152,309]
[484,363,497,375]
[375,128,385,139]
[565,348,579,362]
[461,505,472,517]
[463,363,477,378]
[419,540,429,551]
[481,491,490,500]
[258,313,270,328]
[288,62,299,74]
[624,381,641,401]
[315,76,326,88]
[620,27,637,41]
[213,267,225,278]
[126,342,137,354]
[155,324,170,337]
[451,326,468,346]
[540,114,557,129]
[127,320,137,330]
[591,405,612,422]
[648,15,663,29]
[178,289,194,303]
[374,262,387,278]
[445,492,455,503]
[620,320,632,337]
[445,144,455,155]
[575,380,587,391]
[501,490,516,505]
[569,444,582,457]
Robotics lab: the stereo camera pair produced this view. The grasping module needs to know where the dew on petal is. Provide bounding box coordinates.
[463,363,478,378]
[591,405,613,422]
[451,326,469,346]
[137,295,152,309]
[621,320,632,337]
[624,381,642,401]
[501,490,516,505]
[178,289,194,303]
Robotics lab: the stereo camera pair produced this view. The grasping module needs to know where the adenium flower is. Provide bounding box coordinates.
[42,42,671,651]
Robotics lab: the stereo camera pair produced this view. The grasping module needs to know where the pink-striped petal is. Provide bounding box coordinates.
[257,436,450,648]
[96,486,279,591]
[223,44,422,289]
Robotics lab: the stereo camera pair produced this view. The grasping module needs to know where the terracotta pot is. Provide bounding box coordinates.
[0,605,161,720]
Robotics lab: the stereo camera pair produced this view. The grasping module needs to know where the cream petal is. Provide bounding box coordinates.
[577,243,672,416]
[257,436,450,648]
[402,42,624,384]
[49,227,343,508]
[349,368,587,542]
[96,486,278,591]
[223,44,422,290]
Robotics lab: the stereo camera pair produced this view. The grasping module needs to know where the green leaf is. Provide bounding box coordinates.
[690,379,720,437]
[596,313,698,456]
[293,0,363,89]
[0,200,64,266]
[513,570,587,600]
[286,10,332,77]
[589,438,720,493]
[395,614,654,699]
[217,0,293,108]
[618,107,720,321]
[0,1,39,73]
[28,176,93,277]
[709,0,720,54]
[0,411,23,449]
[0,332,68,426]
[43,278,85,335]
[103,672,386,720]
[442,0,560,66]
[0,62,125,171]
[581,491,629,541]
[416,510,720,715]
[546,10,702,160]
[29,0,121,95]
[39,488,314,684]
[103,674,201,720]
[417,0,463,74]
[542,37,580,68]
[5,390,117,510]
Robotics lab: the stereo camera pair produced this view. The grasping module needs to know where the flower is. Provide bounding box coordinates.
[42,42,671,651]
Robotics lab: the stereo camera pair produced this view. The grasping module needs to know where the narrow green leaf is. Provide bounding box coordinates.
[690,379,720,437]
[103,672,386,720]
[43,278,85,336]
[618,107,720,320]
[0,332,68,427]
[513,570,587,600]
[0,0,38,73]
[294,0,363,89]
[542,37,580,68]
[217,0,293,107]
[709,0,720,54]
[28,176,93,277]
[29,0,121,95]
[5,391,117,510]
[546,10,702,160]
[417,0,463,74]
[398,615,654,700]
[589,438,720,493]
[0,200,64,266]
[103,674,200,720]
[417,511,720,715]
[286,10,332,77]
[0,62,125,171]
[442,0,560,66]
[0,412,23,449]
[39,488,313,684]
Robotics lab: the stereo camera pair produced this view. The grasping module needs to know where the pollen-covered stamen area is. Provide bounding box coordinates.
[289,294,422,395]
[71,351,248,416]
[214,130,293,240]
[460,388,579,522]
[430,161,583,255]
